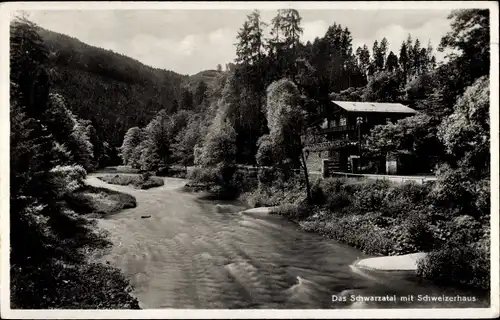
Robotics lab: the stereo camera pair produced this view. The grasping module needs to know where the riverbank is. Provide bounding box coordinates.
[236,175,490,291]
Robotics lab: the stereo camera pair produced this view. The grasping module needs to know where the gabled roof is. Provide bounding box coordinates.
[331,100,417,114]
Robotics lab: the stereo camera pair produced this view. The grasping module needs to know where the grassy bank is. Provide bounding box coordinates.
[98,173,164,189]
[65,185,136,216]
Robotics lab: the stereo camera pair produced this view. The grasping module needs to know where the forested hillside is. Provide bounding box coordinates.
[37,28,217,151]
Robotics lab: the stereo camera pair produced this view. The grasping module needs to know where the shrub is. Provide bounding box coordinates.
[387,212,437,254]
[97,174,163,190]
[136,177,164,190]
[448,215,483,244]
[351,179,392,213]
[382,182,431,218]
[64,186,136,215]
[231,169,258,193]
[271,203,312,220]
[50,165,87,196]
[317,215,395,255]
[417,244,490,290]
[11,260,140,309]
[243,187,276,208]
[187,164,239,199]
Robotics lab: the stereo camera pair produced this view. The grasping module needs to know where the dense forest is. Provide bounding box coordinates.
[118,8,480,174]
[10,7,491,309]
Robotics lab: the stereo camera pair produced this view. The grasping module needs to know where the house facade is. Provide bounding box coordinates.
[306,100,417,175]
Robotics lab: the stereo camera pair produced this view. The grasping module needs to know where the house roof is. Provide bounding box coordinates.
[331,101,417,114]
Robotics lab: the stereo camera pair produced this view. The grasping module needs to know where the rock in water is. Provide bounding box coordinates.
[141,215,151,219]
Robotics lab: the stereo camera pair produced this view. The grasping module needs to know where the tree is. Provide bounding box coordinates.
[356,45,371,78]
[266,9,303,81]
[260,79,312,203]
[426,9,491,119]
[385,51,399,72]
[194,81,208,107]
[438,76,489,175]
[433,76,490,217]
[362,70,403,102]
[173,115,202,168]
[268,9,286,57]
[71,119,95,171]
[216,64,222,72]
[180,88,194,111]
[373,38,388,71]
[246,10,266,66]
[235,21,252,65]
[439,9,489,81]
[42,93,94,171]
[198,106,237,167]
[119,127,144,165]
[10,16,50,119]
[365,113,443,173]
[399,41,410,83]
[233,9,267,154]
[410,38,422,76]
[139,110,173,172]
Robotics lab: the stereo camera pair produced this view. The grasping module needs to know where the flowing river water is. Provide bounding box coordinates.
[86,174,489,309]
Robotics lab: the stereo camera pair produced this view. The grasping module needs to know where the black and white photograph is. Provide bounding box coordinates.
[0,1,498,318]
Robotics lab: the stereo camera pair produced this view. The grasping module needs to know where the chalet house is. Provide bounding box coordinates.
[306,100,417,176]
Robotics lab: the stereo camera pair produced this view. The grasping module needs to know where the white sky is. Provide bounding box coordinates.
[26,9,453,75]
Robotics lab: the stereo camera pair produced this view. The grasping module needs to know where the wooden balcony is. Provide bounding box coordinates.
[320,124,356,134]
[305,139,359,152]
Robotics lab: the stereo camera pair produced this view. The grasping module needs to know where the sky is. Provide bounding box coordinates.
[25,9,453,76]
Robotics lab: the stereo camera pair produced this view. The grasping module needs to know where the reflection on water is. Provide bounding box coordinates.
[89,176,489,309]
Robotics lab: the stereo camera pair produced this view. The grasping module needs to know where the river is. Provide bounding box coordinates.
[86,174,489,309]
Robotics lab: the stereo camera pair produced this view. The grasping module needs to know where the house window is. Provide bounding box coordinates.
[340,116,347,126]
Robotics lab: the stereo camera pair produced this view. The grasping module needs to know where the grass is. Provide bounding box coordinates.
[64,185,136,216]
[97,174,164,190]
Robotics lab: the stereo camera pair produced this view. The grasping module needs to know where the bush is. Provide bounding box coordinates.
[11,260,140,309]
[50,165,87,196]
[243,187,277,208]
[388,212,437,254]
[187,164,240,199]
[417,244,490,290]
[382,182,431,218]
[316,215,395,255]
[351,179,392,213]
[231,169,258,193]
[448,215,483,244]
[98,174,164,190]
[271,203,312,220]
[65,186,136,215]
